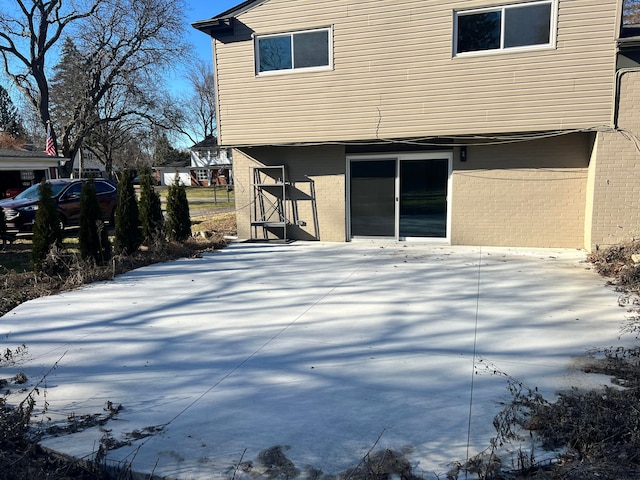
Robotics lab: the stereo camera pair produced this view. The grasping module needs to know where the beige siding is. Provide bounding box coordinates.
[233,145,347,242]
[587,71,640,250]
[451,134,591,248]
[214,0,618,146]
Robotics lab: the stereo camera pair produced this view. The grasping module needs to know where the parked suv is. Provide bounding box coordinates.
[0,179,118,231]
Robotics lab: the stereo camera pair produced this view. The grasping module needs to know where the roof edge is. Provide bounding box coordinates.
[192,0,268,36]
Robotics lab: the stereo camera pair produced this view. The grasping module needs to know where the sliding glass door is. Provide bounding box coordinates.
[399,159,449,239]
[348,153,452,241]
[349,159,396,237]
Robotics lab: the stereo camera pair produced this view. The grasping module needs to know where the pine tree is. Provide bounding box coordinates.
[139,172,164,244]
[50,39,92,148]
[0,85,26,139]
[114,172,141,255]
[166,175,191,242]
[624,0,640,24]
[31,181,63,271]
[154,133,190,166]
[79,178,111,264]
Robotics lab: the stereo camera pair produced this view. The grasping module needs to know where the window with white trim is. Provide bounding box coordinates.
[454,1,554,55]
[195,169,209,182]
[256,27,331,74]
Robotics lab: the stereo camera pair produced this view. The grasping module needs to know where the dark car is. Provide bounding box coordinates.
[0,179,118,231]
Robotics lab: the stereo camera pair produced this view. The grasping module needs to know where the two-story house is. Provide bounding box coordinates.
[194,0,640,249]
[154,136,233,187]
[190,136,233,186]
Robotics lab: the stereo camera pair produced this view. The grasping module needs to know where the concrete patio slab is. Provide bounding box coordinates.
[0,242,628,479]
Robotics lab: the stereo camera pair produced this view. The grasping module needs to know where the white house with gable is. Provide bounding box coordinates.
[155,136,233,187]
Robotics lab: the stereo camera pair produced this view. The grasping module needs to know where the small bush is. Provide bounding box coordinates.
[587,239,640,280]
[618,263,640,293]
[79,178,111,265]
[138,171,164,245]
[114,172,141,255]
[31,181,63,272]
[166,175,191,242]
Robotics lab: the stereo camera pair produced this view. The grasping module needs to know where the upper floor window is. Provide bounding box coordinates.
[454,1,554,56]
[256,27,331,74]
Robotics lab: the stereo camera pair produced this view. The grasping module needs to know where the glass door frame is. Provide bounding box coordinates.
[346,152,453,242]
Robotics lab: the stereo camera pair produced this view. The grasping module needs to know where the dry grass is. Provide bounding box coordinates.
[191,211,237,237]
[587,239,640,293]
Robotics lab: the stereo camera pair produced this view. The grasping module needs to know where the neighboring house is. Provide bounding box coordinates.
[194,0,640,249]
[0,147,63,198]
[190,136,233,186]
[70,148,107,178]
[154,158,192,187]
[154,136,233,187]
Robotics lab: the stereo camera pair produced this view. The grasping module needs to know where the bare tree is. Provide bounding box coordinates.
[186,61,217,143]
[61,0,188,159]
[624,0,640,24]
[50,35,160,175]
[83,83,156,175]
[0,0,102,153]
[160,60,217,146]
[1,0,188,166]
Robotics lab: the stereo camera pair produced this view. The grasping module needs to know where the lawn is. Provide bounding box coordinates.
[155,185,235,202]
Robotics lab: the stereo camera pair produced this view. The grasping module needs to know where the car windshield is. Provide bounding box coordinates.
[13,182,68,200]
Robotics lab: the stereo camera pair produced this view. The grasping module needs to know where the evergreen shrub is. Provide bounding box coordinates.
[139,172,164,245]
[79,178,111,265]
[166,175,191,242]
[31,181,63,271]
[114,172,141,255]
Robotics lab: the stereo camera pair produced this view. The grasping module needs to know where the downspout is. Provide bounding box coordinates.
[612,67,640,129]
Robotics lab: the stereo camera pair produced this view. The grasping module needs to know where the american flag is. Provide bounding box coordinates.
[45,123,57,157]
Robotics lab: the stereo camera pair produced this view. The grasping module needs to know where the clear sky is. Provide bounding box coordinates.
[166,1,241,146]
[184,0,242,77]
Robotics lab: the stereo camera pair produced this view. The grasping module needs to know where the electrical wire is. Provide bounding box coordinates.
[221,125,622,149]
